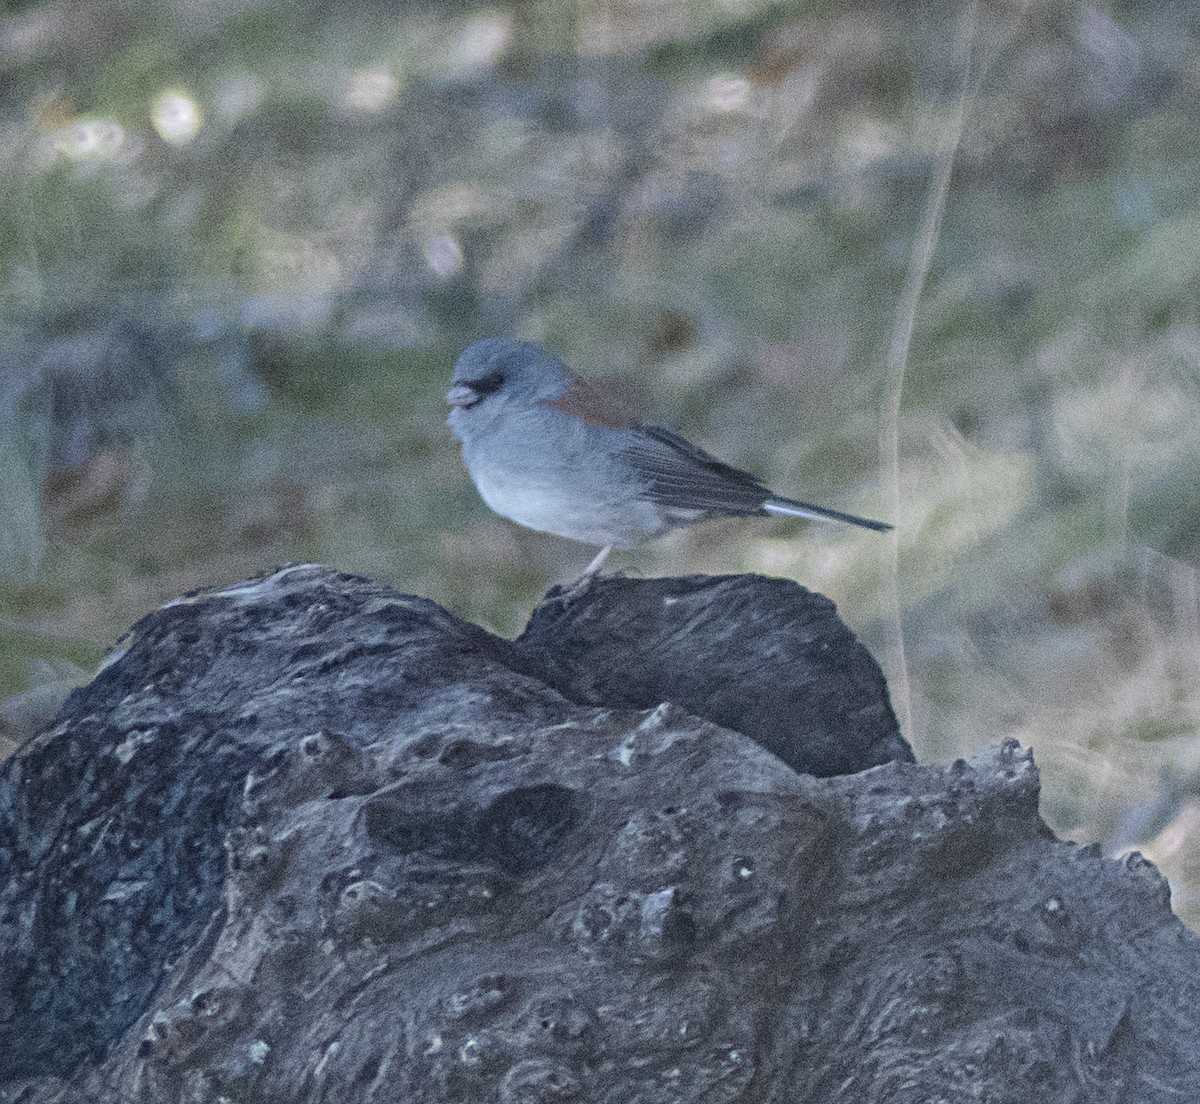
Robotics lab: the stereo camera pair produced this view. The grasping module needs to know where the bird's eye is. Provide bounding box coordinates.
[471,368,506,397]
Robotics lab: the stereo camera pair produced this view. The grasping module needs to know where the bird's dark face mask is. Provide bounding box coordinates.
[446,366,506,410]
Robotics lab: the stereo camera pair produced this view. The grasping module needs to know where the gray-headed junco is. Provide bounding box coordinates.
[447,338,891,575]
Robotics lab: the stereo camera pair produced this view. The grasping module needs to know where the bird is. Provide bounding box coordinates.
[446,338,891,578]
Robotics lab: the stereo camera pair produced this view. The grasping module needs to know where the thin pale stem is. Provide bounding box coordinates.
[879,1,980,747]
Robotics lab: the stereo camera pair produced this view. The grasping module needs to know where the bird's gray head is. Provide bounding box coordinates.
[446,339,571,416]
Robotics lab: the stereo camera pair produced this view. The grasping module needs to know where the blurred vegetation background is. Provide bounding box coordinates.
[2,0,1200,924]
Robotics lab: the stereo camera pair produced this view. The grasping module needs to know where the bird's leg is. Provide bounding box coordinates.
[553,544,613,605]
[581,543,613,578]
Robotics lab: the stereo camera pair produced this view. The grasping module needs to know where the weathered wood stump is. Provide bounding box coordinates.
[1,565,1195,1103]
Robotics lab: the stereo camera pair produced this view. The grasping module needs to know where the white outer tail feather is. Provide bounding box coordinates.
[762,500,828,523]
[762,497,892,532]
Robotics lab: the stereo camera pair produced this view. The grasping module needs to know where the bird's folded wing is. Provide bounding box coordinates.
[621,425,772,514]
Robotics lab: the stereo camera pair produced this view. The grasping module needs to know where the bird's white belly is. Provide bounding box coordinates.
[467,456,658,548]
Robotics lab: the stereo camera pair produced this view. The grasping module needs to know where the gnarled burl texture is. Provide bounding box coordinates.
[518,573,910,777]
[0,565,1197,1104]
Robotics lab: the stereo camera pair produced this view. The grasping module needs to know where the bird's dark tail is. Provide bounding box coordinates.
[763,497,892,532]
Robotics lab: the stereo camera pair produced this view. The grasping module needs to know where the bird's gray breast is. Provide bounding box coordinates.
[459,402,665,547]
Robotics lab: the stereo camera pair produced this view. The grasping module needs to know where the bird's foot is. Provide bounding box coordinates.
[581,544,613,577]
[550,545,612,606]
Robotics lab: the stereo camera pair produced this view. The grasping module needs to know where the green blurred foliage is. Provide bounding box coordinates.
[2,0,1200,925]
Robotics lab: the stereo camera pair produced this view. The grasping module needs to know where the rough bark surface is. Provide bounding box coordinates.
[518,573,909,777]
[0,565,1197,1104]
